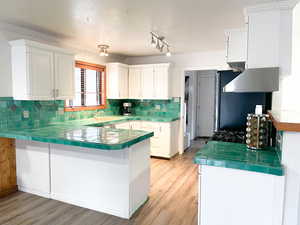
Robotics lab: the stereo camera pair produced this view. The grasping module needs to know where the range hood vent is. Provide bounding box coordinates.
[223,67,279,93]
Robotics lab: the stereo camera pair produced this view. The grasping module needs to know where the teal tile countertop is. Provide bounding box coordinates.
[0,117,157,150]
[85,115,180,127]
[194,141,284,176]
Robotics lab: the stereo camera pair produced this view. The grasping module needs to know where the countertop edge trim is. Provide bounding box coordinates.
[268,111,300,132]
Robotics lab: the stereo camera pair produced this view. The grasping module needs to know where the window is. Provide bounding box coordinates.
[65,61,106,111]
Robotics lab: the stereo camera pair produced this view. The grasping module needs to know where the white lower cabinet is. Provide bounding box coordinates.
[199,165,285,225]
[115,120,179,158]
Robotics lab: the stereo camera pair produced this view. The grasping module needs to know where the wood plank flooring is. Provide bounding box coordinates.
[0,140,204,225]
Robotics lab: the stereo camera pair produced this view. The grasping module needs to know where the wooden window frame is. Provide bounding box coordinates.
[65,61,107,112]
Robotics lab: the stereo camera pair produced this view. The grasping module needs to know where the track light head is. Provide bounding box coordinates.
[98,44,110,57]
[166,47,171,57]
[150,32,172,56]
[151,35,156,47]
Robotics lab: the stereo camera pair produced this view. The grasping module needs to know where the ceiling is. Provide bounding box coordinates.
[0,0,276,56]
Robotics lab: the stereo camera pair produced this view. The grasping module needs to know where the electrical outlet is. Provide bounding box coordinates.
[23,110,29,118]
[174,97,180,103]
[155,105,161,110]
[58,108,64,115]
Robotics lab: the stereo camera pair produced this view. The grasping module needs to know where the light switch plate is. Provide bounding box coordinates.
[23,110,29,118]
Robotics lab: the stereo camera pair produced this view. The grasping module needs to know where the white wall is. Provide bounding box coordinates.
[0,23,127,97]
[125,51,229,153]
[272,3,300,112]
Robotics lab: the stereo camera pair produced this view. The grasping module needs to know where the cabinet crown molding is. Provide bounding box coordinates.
[9,39,75,55]
[244,0,296,16]
[128,63,171,69]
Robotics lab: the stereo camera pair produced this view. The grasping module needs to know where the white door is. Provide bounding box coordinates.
[141,66,154,99]
[129,67,142,99]
[196,72,216,137]
[54,52,75,100]
[27,47,54,100]
[119,65,129,99]
[153,65,169,99]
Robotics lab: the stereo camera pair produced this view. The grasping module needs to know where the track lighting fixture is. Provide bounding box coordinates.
[166,46,171,57]
[98,44,109,57]
[150,32,171,56]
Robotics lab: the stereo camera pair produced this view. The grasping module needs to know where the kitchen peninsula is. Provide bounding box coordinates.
[0,117,154,219]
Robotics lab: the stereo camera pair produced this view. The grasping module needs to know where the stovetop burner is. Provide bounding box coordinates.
[211,130,245,143]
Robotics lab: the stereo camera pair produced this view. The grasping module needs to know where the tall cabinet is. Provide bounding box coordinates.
[9,39,75,100]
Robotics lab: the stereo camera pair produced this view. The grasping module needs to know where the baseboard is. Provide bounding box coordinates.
[0,185,18,198]
[51,192,128,219]
[18,186,50,198]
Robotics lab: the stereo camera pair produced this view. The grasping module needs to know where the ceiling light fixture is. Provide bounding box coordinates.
[150,32,171,56]
[98,44,109,57]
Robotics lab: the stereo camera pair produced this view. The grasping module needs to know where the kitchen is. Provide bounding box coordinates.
[0,0,300,225]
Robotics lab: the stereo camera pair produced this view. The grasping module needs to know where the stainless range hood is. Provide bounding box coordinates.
[223,67,279,92]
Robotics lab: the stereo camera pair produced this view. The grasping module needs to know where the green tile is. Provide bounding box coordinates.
[194,141,284,176]
[0,122,154,150]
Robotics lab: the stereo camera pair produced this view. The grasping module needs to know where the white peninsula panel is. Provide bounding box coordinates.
[16,139,150,219]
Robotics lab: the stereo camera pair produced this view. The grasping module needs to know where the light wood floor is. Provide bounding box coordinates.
[0,140,204,225]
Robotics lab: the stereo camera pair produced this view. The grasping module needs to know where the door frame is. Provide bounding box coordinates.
[179,67,219,154]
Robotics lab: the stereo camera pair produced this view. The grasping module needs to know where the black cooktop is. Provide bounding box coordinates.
[211,130,245,144]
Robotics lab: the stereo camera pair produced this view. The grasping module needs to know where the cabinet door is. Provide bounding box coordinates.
[27,47,54,100]
[54,52,75,100]
[153,65,170,99]
[247,11,280,68]
[141,66,154,99]
[119,65,129,99]
[107,64,120,99]
[129,67,142,99]
[226,29,247,63]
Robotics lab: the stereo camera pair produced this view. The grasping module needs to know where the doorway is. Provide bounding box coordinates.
[184,70,217,149]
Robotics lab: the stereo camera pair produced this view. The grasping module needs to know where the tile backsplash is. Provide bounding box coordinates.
[0,98,180,129]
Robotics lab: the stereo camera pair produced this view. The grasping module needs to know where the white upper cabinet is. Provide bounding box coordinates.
[225,29,247,63]
[141,65,155,99]
[54,52,75,100]
[107,63,129,99]
[129,67,142,99]
[247,11,280,68]
[27,47,55,100]
[153,64,170,99]
[129,63,170,100]
[9,39,75,100]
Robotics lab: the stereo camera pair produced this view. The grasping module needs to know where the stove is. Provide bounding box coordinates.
[211,130,245,144]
